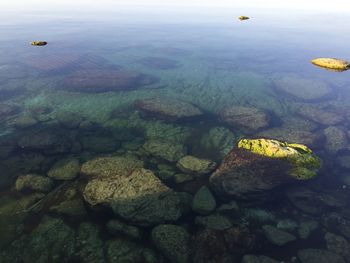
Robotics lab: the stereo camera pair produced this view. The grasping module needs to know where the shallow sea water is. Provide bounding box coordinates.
[1,7,350,263]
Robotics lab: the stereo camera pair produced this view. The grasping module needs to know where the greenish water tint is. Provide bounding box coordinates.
[0,7,350,263]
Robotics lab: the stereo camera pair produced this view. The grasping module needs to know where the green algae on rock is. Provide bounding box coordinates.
[311,58,350,71]
[142,140,187,162]
[48,158,80,180]
[192,186,217,215]
[237,138,320,180]
[210,138,320,200]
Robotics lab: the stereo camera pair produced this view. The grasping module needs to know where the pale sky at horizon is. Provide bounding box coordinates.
[0,0,348,12]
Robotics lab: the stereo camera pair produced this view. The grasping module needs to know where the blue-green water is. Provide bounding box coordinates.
[1,7,350,263]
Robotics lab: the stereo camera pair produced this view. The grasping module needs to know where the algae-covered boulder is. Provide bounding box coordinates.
[176,155,216,175]
[142,140,187,162]
[82,156,187,225]
[48,158,80,180]
[151,224,190,263]
[135,97,203,121]
[15,174,54,193]
[273,76,332,101]
[219,106,270,133]
[192,186,217,215]
[311,58,350,71]
[210,138,320,200]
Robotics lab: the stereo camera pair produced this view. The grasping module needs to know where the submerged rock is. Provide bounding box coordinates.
[106,238,147,263]
[311,58,350,71]
[142,140,187,162]
[12,114,38,128]
[48,158,80,180]
[62,69,157,92]
[176,155,216,175]
[151,224,190,263]
[325,232,350,261]
[298,248,345,263]
[262,225,296,246]
[323,126,348,154]
[1,216,76,262]
[298,220,319,239]
[198,126,235,159]
[138,56,180,70]
[106,219,143,240]
[15,174,54,193]
[273,76,332,101]
[82,156,187,225]
[0,103,20,120]
[219,106,270,133]
[297,105,344,126]
[135,97,203,121]
[192,186,217,215]
[195,214,233,230]
[210,138,320,200]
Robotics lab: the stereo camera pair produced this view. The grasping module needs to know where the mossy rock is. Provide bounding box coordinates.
[237,138,320,180]
[311,58,350,71]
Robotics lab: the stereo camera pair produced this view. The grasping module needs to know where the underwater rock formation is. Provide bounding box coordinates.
[151,224,190,263]
[138,56,180,70]
[297,105,344,126]
[176,155,216,175]
[311,58,350,71]
[47,158,80,180]
[210,138,320,200]
[273,76,332,101]
[81,156,187,225]
[62,69,157,92]
[219,106,270,133]
[262,225,296,246]
[15,174,54,193]
[323,126,348,154]
[142,140,187,162]
[192,186,217,215]
[135,97,203,121]
[298,248,345,263]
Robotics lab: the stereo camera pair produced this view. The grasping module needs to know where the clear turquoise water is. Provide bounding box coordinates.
[0,7,350,263]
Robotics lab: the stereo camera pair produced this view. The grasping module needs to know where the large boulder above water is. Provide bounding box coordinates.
[81,156,187,225]
[273,76,332,101]
[209,138,321,200]
[62,69,157,92]
[219,106,270,133]
[135,97,203,121]
[311,58,350,71]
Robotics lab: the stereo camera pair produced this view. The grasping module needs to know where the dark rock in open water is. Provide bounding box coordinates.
[62,69,157,92]
[219,106,270,133]
[138,56,180,70]
[135,97,203,121]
